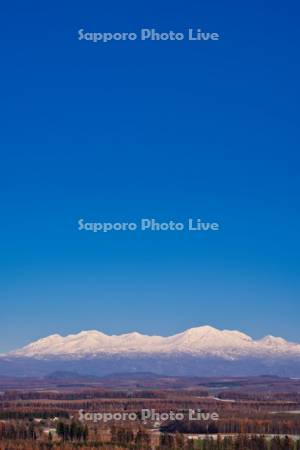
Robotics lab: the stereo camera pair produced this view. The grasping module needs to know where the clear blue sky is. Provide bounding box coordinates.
[0,0,299,351]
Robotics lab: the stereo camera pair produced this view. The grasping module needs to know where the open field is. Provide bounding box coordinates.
[1,373,300,448]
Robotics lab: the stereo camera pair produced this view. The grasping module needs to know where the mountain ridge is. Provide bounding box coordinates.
[5,325,300,360]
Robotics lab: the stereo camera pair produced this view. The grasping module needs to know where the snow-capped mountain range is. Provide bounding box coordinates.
[2,326,300,378]
[6,326,300,360]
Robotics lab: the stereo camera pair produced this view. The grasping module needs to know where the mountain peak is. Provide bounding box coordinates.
[77,330,108,337]
[185,325,219,334]
[260,335,289,346]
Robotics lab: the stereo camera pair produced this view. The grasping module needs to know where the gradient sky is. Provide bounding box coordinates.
[0,0,299,352]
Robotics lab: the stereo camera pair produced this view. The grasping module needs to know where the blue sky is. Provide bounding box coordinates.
[0,0,299,351]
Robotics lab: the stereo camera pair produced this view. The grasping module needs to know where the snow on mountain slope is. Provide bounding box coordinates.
[7,326,300,360]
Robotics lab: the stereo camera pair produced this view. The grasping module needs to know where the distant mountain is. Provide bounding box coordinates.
[6,326,300,359]
[44,371,102,381]
[1,326,300,377]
